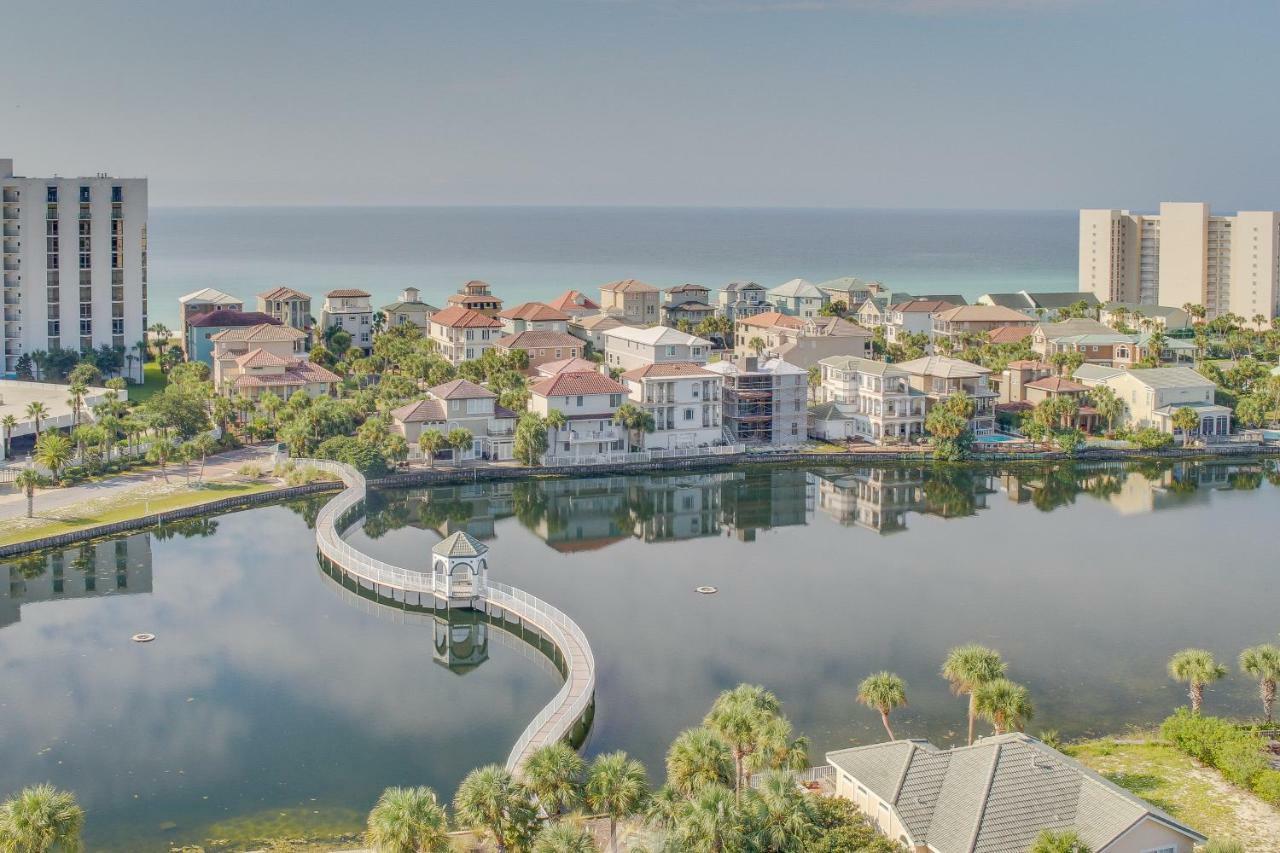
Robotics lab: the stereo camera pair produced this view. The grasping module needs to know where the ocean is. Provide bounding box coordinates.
[148,206,1077,327]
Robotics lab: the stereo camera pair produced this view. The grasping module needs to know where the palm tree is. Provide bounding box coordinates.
[446,427,473,467]
[0,784,85,853]
[666,727,733,796]
[34,431,73,480]
[941,644,1007,745]
[973,678,1034,734]
[705,684,783,799]
[523,741,585,818]
[584,751,649,853]
[14,469,46,518]
[748,336,766,358]
[857,671,907,740]
[1168,649,1227,713]
[25,401,49,439]
[364,786,450,853]
[453,765,537,852]
[1239,645,1280,723]
[671,782,739,853]
[612,403,655,451]
[66,381,87,428]
[1028,828,1092,853]
[146,441,172,483]
[1172,406,1200,447]
[419,429,447,468]
[738,771,817,852]
[532,820,597,853]
[191,433,216,482]
[1,414,16,458]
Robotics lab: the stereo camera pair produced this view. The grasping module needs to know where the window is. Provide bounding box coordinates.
[575,395,584,407]
[79,186,91,203]
[47,320,59,336]
[80,319,91,335]
[46,186,59,203]
[1139,847,1176,853]
[112,318,124,335]
[111,186,122,203]
[608,393,621,407]
[684,408,694,421]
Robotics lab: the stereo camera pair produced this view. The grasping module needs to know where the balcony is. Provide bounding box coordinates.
[4,310,18,322]
[567,427,624,443]
[2,240,17,253]
[2,226,17,237]
[1,207,18,220]
[1,191,18,203]
[2,262,17,272]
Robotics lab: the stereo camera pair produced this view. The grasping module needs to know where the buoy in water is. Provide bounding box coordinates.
[131,633,156,643]
[695,586,717,595]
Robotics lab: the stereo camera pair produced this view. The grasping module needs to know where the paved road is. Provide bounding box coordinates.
[0,445,278,522]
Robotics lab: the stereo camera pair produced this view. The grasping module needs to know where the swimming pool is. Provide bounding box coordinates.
[974,433,1018,443]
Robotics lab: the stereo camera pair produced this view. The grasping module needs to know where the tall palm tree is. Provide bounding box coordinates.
[857,671,908,740]
[672,782,740,853]
[523,741,585,818]
[14,469,46,518]
[704,684,784,800]
[739,771,817,853]
[0,784,85,853]
[612,403,655,451]
[34,431,73,480]
[584,751,649,853]
[1240,645,1280,723]
[419,429,447,468]
[666,727,733,796]
[941,644,1007,745]
[446,427,473,467]
[453,765,537,852]
[66,381,87,428]
[25,401,49,439]
[532,820,597,853]
[364,786,450,853]
[1168,649,1227,714]
[974,678,1034,735]
[1,414,16,458]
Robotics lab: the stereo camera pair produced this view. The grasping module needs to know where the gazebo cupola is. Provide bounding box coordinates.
[431,531,489,601]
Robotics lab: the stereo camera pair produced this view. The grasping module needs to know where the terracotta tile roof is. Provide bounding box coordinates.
[233,360,339,388]
[574,314,625,331]
[600,279,658,293]
[1005,359,1054,371]
[391,398,447,423]
[665,283,710,294]
[211,323,306,343]
[537,357,600,376]
[188,309,281,329]
[530,371,629,397]
[325,288,370,298]
[495,330,582,351]
[235,348,293,368]
[430,306,503,328]
[429,378,496,400]
[738,311,804,330]
[448,293,503,307]
[986,325,1036,344]
[1025,376,1090,393]
[258,286,309,301]
[498,302,570,322]
[935,305,1030,323]
[549,290,600,311]
[620,362,715,380]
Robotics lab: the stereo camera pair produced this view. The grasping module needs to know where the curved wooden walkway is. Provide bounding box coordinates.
[300,459,595,774]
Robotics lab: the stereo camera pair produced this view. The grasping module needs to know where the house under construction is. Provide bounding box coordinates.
[707,356,808,446]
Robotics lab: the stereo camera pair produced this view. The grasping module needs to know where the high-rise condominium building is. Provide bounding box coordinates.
[1,158,148,378]
[1080,202,1280,325]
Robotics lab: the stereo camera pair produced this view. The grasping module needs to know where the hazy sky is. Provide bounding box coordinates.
[5,0,1278,209]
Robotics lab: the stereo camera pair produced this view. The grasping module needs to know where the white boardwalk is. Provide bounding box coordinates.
[299,459,596,774]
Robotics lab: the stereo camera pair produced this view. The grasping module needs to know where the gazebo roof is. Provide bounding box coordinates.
[432,531,488,558]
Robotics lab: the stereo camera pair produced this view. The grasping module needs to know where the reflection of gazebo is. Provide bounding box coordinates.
[431,531,488,601]
[433,611,490,675]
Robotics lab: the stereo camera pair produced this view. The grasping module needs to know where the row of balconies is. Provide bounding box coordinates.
[1,207,18,220]
[1,191,19,203]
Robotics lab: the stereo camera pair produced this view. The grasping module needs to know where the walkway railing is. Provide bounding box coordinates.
[298,458,595,775]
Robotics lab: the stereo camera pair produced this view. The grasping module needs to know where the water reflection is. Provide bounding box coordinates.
[1,534,152,628]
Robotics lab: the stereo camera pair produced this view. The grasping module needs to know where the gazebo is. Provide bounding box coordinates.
[430,531,489,601]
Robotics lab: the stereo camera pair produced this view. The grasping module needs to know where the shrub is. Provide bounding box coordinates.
[1252,769,1280,806]
[1216,737,1268,787]
[1161,710,1271,791]
[1131,427,1174,450]
[1160,709,1235,763]
[236,463,263,479]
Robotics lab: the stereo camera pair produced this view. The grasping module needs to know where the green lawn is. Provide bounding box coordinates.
[127,360,167,404]
[0,481,276,546]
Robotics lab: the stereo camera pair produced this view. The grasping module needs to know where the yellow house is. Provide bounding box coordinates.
[1099,366,1231,436]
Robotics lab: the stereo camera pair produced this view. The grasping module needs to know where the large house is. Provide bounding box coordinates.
[660,284,716,327]
[995,360,1098,431]
[217,348,340,401]
[706,357,807,446]
[210,323,308,390]
[931,305,1033,343]
[768,278,828,318]
[718,281,770,322]
[884,300,955,344]
[256,286,312,341]
[379,287,438,333]
[428,305,504,365]
[390,378,517,461]
[1099,302,1192,332]
[498,302,570,335]
[178,288,242,343]
[599,279,660,325]
[620,362,723,450]
[185,309,280,366]
[827,733,1205,853]
[816,277,885,309]
[734,312,873,369]
[1094,366,1230,437]
[1033,318,1195,368]
[529,370,631,461]
[896,355,998,435]
[601,326,711,372]
[547,289,600,319]
[977,290,1100,320]
[568,313,626,352]
[320,289,374,354]
[493,330,583,370]
[811,356,926,444]
[446,280,504,316]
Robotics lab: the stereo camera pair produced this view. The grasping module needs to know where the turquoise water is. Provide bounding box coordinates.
[148,207,1077,327]
[975,434,1017,443]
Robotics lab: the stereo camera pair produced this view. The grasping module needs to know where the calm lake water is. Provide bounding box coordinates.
[1,458,1275,850]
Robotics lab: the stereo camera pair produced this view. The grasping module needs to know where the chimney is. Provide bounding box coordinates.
[0,159,12,179]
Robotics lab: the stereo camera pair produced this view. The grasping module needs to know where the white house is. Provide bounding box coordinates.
[320,289,374,354]
[529,370,630,461]
[428,306,504,365]
[811,355,926,444]
[602,326,711,372]
[620,362,723,450]
[390,378,517,461]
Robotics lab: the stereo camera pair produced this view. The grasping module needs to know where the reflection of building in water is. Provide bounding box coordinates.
[720,469,812,541]
[814,468,996,532]
[625,474,727,541]
[1000,461,1262,515]
[432,609,490,675]
[529,477,631,553]
[0,534,153,628]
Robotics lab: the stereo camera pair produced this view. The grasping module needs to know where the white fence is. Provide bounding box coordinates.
[543,443,745,467]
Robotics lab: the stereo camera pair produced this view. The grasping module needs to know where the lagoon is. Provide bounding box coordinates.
[0,459,1275,849]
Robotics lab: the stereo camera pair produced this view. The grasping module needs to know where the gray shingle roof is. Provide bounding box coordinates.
[432,531,487,558]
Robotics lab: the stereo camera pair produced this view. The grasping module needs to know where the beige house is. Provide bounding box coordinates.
[884,299,955,344]
[492,330,583,370]
[734,312,873,369]
[1099,302,1192,332]
[896,355,998,435]
[497,302,570,335]
[218,349,339,401]
[529,370,630,461]
[446,280,504,316]
[319,289,374,354]
[620,362,723,450]
[931,304,1031,343]
[390,378,517,461]
[599,279,660,325]
[427,306,504,365]
[811,356,926,444]
[256,286,312,337]
[827,734,1204,853]
[568,313,627,352]
[1097,366,1231,437]
[379,287,438,333]
[602,325,711,372]
[210,323,308,389]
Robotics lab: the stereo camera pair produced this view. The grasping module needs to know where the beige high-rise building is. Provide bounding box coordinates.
[1080,202,1280,325]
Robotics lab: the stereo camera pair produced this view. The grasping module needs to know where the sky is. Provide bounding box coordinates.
[4,0,1278,209]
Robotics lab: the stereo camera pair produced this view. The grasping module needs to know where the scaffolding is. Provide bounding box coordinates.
[723,374,779,444]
